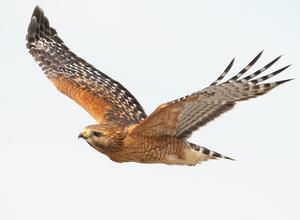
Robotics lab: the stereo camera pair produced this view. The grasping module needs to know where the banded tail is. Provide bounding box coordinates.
[188,142,234,162]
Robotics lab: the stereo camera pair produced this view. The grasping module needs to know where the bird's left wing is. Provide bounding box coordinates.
[129,51,291,139]
[26,6,146,124]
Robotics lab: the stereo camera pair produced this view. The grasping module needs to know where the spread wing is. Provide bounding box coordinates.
[26,6,146,124]
[130,51,292,139]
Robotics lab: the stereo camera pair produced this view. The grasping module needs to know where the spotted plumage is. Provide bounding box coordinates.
[27,6,292,166]
[26,6,146,124]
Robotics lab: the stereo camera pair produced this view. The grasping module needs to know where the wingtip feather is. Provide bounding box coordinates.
[32,5,44,19]
[276,78,294,85]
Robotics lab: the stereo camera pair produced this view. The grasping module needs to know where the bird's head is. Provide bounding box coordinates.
[78,124,124,152]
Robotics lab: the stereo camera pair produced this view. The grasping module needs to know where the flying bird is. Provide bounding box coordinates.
[26,6,291,166]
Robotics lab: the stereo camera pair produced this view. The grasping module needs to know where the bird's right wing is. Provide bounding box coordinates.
[129,51,291,139]
[26,6,146,125]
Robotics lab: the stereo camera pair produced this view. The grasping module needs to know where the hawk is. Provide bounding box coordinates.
[27,6,291,166]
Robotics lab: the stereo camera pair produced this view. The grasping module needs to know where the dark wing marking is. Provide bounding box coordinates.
[129,51,292,139]
[26,6,146,124]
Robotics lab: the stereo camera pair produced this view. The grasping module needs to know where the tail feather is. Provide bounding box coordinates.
[188,142,234,161]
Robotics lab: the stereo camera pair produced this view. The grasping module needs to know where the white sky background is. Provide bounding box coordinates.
[0,0,299,219]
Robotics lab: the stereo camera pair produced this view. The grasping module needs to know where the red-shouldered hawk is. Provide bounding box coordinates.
[27,6,292,166]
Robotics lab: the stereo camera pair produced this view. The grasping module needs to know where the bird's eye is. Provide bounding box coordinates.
[92,131,102,137]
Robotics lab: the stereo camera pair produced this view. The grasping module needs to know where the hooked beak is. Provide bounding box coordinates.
[78,128,89,139]
[78,133,84,139]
